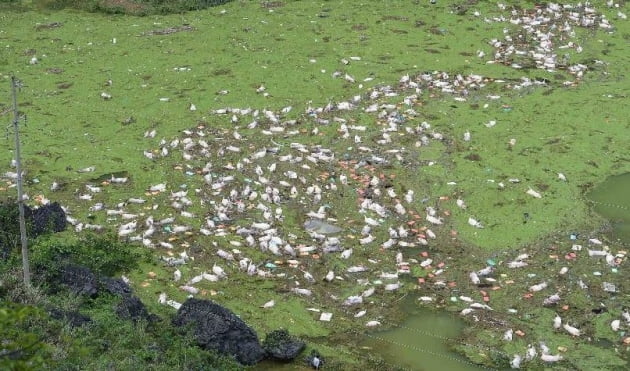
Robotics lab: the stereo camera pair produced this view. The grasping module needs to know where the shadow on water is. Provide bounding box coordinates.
[360,296,486,371]
[587,172,630,244]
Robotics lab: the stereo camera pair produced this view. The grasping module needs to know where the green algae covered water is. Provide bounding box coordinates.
[361,303,485,371]
[587,173,630,244]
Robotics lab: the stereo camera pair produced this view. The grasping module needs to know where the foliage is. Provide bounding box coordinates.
[30,233,146,279]
[0,303,49,370]
[0,201,32,262]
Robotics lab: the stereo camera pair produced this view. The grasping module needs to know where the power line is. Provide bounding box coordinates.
[8,75,30,287]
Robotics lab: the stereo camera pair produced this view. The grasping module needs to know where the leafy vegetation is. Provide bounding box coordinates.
[30,233,146,279]
[0,303,49,370]
[1,235,243,370]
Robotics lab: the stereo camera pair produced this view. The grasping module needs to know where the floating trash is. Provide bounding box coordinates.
[303,219,342,234]
[602,282,616,293]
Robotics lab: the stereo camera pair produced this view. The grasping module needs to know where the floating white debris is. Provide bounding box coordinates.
[541,354,563,363]
[526,188,542,198]
[320,312,333,322]
[563,323,581,336]
[611,319,621,332]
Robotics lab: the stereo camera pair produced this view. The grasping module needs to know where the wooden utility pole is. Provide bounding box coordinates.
[10,75,30,287]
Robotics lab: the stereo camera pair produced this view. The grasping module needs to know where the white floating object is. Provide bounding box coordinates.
[526,188,542,198]
[468,217,483,228]
[563,323,580,336]
[166,299,182,310]
[529,282,548,292]
[540,354,563,362]
[319,312,333,322]
[261,300,275,309]
[158,292,167,304]
[611,319,621,331]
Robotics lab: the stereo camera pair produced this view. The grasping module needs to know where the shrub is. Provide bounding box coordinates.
[0,303,49,370]
[30,233,145,279]
[0,201,30,261]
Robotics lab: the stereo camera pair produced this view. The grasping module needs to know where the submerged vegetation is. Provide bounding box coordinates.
[1,0,629,370]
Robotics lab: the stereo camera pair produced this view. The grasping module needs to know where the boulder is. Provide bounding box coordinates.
[101,276,133,296]
[172,298,266,365]
[115,295,158,323]
[47,308,92,328]
[263,329,306,361]
[27,202,67,236]
[59,264,98,298]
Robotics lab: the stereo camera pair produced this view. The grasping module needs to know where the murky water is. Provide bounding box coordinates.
[587,172,630,243]
[361,300,485,371]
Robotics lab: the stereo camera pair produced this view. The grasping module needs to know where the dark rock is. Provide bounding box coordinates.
[0,201,64,260]
[115,295,157,322]
[263,329,305,361]
[172,298,266,365]
[26,202,67,236]
[48,308,92,327]
[101,276,132,296]
[59,265,98,298]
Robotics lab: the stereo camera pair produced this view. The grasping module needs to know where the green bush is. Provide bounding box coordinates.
[30,233,145,279]
[0,303,49,370]
[0,201,31,261]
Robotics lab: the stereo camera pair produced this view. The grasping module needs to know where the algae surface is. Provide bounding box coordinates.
[2,1,630,370]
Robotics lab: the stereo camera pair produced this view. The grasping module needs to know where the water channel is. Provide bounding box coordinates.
[361,297,486,371]
[587,172,630,243]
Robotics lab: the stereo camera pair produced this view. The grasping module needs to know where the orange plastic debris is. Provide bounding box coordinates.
[482,296,490,302]
[418,278,425,284]
[421,251,429,257]
[448,281,457,287]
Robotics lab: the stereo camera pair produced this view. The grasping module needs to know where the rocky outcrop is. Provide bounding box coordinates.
[27,202,67,236]
[101,276,133,296]
[47,308,92,328]
[116,295,158,323]
[263,329,305,361]
[59,264,99,298]
[172,298,266,365]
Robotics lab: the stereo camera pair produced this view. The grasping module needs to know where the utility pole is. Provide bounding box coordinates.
[10,75,30,287]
